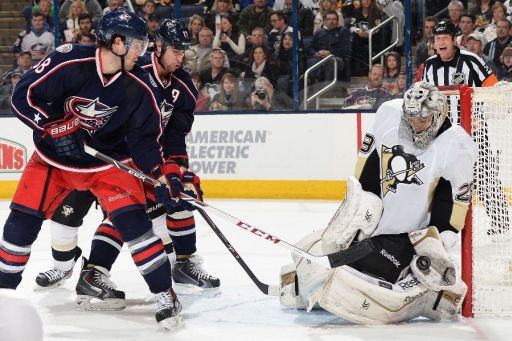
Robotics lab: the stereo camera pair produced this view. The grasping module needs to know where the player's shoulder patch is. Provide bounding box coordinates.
[56,43,73,53]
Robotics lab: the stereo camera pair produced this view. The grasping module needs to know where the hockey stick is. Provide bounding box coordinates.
[83,145,373,269]
[195,207,280,296]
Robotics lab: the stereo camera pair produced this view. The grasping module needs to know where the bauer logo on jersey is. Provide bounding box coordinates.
[64,97,117,135]
[451,72,467,85]
[160,99,174,128]
[380,144,424,196]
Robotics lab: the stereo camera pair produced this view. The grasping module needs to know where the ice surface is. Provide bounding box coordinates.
[0,199,510,341]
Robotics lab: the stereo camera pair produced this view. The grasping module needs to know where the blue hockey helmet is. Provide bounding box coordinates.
[97,8,148,54]
[156,19,192,51]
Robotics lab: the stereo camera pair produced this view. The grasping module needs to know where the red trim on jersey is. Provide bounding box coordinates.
[151,53,172,89]
[96,49,122,87]
[166,216,195,228]
[132,243,164,262]
[97,225,122,240]
[0,249,29,263]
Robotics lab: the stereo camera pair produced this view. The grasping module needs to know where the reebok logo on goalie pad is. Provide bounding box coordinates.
[380,248,401,268]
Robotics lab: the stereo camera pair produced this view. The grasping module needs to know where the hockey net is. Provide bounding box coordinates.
[441,84,512,317]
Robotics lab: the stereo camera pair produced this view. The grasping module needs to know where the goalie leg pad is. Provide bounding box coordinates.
[279,263,306,309]
[421,280,467,321]
[321,177,382,252]
[314,267,430,324]
[409,226,458,291]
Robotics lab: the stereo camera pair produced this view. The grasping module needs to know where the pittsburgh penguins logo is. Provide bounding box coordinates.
[381,144,425,196]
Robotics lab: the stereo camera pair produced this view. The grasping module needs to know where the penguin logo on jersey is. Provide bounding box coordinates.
[380,144,424,196]
[160,99,174,128]
[65,97,117,135]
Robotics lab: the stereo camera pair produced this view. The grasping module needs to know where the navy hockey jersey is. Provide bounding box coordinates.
[11,44,164,174]
[138,53,198,161]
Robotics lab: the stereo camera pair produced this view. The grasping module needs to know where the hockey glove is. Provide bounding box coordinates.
[151,161,184,210]
[42,113,85,158]
[180,171,204,211]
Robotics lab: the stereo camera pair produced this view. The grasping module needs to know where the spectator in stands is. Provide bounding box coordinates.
[313,0,342,35]
[273,0,318,12]
[23,0,54,31]
[191,73,211,112]
[0,68,22,112]
[78,13,95,36]
[466,31,497,73]
[213,14,246,74]
[249,76,291,110]
[63,0,87,43]
[146,14,160,52]
[456,13,475,49]
[241,45,278,86]
[448,0,464,30]
[484,19,512,69]
[200,48,230,86]
[390,71,406,98]
[242,27,267,64]
[382,51,401,92]
[185,27,231,73]
[60,0,102,26]
[13,11,55,65]
[414,16,436,70]
[349,0,387,76]
[308,10,352,82]
[189,15,206,46]
[415,39,435,81]
[344,63,390,109]
[482,2,508,43]
[205,0,240,31]
[497,46,512,80]
[472,0,496,30]
[268,11,295,55]
[103,0,124,15]
[138,0,156,21]
[210,73,246,110]
[239,0,274,37]
[1,52,31,87]
[282,0,314,36]
[74,31,96,45]
[276,32,306,96]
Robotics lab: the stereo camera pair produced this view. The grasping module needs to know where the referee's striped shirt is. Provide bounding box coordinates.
[421,47,498,87]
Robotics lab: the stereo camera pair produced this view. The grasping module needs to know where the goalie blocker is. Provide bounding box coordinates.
[279,178,466,324]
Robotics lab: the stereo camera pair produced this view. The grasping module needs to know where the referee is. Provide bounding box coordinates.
[422,20,508,236]
[422,20,498,86]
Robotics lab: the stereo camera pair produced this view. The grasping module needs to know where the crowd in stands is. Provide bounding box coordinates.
[4,0,512,114]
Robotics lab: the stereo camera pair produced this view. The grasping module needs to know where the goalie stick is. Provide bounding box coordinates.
[83,145,373,269]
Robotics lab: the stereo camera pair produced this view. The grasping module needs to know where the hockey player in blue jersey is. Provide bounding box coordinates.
[35,20,219,297]
[2,8,185,330]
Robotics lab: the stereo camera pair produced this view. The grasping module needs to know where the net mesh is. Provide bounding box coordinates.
[444,85,512,316]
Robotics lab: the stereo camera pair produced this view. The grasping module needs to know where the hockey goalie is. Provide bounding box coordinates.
[279,81,476,324]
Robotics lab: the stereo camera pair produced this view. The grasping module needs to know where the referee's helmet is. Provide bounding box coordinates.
[432,20,457,37]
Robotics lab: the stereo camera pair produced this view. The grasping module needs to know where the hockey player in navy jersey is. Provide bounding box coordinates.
[279,82,475,324]
[2,8,185,330]
[35,20,220,294]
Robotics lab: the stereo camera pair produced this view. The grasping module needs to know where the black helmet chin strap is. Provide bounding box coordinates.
[111,42,129,72]
[157,43,169,70]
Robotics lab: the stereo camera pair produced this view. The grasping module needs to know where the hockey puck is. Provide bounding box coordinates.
[416,256,431,271]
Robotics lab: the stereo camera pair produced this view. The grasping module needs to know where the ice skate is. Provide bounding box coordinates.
[155,288,184,331]
[35,247,82,290]
[75,257,126,311]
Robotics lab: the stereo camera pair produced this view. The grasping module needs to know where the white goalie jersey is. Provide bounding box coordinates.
[355,99,477,236]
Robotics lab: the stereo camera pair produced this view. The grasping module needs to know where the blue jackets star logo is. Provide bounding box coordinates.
[65,97,117,135]
[160,99,174,128]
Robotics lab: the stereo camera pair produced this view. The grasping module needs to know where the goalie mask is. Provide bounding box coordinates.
[401,81,447,149]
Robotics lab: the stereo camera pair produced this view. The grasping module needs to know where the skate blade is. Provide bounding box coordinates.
[158,314,185,332]
[75,295,126,311]
[33,280,66,291]
[173,283,221,297]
